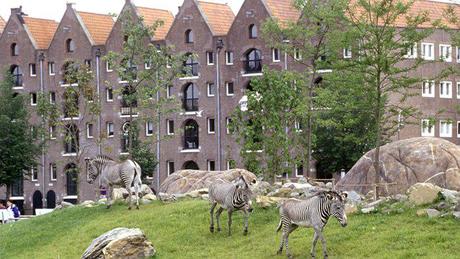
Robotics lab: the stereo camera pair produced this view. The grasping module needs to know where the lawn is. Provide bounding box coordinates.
[0,200,459,258]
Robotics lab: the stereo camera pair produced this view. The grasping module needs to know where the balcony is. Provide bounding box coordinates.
[120,107,139,117]
[245,60,262,74]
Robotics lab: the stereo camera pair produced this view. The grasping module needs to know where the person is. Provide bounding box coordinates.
[6,200,20,221]
[0,202,5,209]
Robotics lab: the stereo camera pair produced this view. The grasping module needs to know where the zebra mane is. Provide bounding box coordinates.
[94,155,114,161]
[306,190,344,201]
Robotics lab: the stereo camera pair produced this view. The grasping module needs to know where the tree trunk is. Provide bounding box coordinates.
[305,74,316,179]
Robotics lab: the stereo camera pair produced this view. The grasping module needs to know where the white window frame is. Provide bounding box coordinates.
[272,48,280,62]
[29,63,36,77]
[457,82,460,99]
[167,85,173,99]
[167,119,174,135]
[49,126,56,140]
[343,48,352,59]
[294,48,302,61]
[207,83,215,97]
[440,120,452,138]
[226,82,234,96]
[439,44,452,62]
[167,161,175,176]
[146,121,154,136]
[30,92,37,106]
[144,60,151,70]
[421,43,434,60]
[295,163,304,177]
[50,163,57,181]
[422,80,435,98]
[107,122,114,138]
[226,118,232,134]
[227,160,235,170]
[106,88,113,102]
[207,160,216,171]
[405,43,417,59]
[106,61,113,72]
[294,120,303,132]
[457,47,460,63]
[208,118,216,134]
[86,123,94,139]
[31,167,38,181]
[49,62,55,76]
[207,51,214,66]
[49,92,56,104]
[440,81,452,98]
[421,119,435,137]
[226,51,234,65]
[457,121,460,138]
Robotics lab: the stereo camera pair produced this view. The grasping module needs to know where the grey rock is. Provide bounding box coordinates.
[366,199,385,208]
[393,194,408,202]
[345,191,363,204]
[453,211,460,219]
[426,209,441,218]
[441,189,459,203]
[61,201,75,208]
[361,207,375,214]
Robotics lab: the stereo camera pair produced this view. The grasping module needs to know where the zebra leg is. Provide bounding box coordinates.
[134,181,140,210]
[106,185,112,209]
[127,186,133,210]
[285,224,298,259]
[310,231,319,258]
[210,202,217,233]
[316,229,328,259]
[216,207,224,232]
[243,210,249,235]
[277,225,286,255]
[227,210,233,236]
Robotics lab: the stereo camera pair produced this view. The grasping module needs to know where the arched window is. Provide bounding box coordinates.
[46,190,56,208]
[10,65,23,87]
[183,83,199,111]
[245,49,262,73]
[64,124,79,153]
[184,120,199,149]
[185,29,194,43]
[66,39,75,53]
[65,163,78,196]
[11,43,19,56]
[183,53,199,77]
[249,24,257,39]
[183,161,199,170]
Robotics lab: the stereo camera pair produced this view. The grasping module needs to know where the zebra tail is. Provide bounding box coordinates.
[276,220,282,233]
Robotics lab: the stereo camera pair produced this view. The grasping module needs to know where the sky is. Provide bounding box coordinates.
[0,0,245,21]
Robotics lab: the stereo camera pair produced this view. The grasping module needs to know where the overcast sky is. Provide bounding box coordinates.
[0,0,245,21]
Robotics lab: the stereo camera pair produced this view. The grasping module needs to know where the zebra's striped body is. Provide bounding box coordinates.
[86,155,142,210]
[276,191,348,258]
[209,176,254,236]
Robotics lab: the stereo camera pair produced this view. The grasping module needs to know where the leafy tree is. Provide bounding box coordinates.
[0,71,40,197]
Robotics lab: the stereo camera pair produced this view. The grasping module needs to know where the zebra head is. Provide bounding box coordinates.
[235,176,253,212]
[85,158,99,184]
[326,191,348,227]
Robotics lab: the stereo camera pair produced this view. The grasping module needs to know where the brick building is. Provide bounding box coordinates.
[1,0,460,214]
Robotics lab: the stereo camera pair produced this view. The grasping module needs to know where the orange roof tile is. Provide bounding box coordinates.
[198,1,235,36]
[0,16,6,34]
[23,17,58,49]
[136,7,174,40]
[264,0,301,28]
[77,11,114,45]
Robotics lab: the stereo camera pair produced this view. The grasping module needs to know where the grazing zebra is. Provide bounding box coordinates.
[85,155,142,210]
[209,176,255,236]
[276,191,348,258]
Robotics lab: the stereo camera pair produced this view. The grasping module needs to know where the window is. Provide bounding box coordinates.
[66,39,75,53]
[31,166,38,181]
[65,164,78,195]
[146,121,154,136]
[183,53,199,77]
[10,65,23,87]
[272,48,280,62]
[294,48,302,60]
[207,82,215,97]
[107,122,114,138]
[50,163,57,181]
[295,120,303,132]
[106,61,113,72]
[440,120,452,137]
[457,121,460,137]
[49,125,56,139]
[249,24,257,39]
[457,82,460,99]
[226,82,234,96]
[11,43,19,56]
[421,119,434,137]
[226,51,234,65]
[245,49,262,73]
[48,62,55,75]
[207,160,216,171]
[343,48,352,59]
[63,90,79,118]
[457,47,460,63]
[145,59,151,70]
[167,161,175,175]
[405,43,417,59]
[49,92,56,104]
[29,63,36,77]
[106,88,113,102]
[226,117,232,134]
[184,120,199,150]
[227,160,236,170]
[84,59,92,69]
[62,61,77,85]
[207,52,214,65]
[167,85,173,98]
[86,123,94,138]
[185,29,194,43]
[183,83,199,111]
[30,93,37,106]
[421,43,434,60]
[439,44,452,62]
[64,124,79,154]
[208,118,215,134]
[440,81,452,98]
[296,162,304,177]
[167,120,174,135]
[422,80,435,97]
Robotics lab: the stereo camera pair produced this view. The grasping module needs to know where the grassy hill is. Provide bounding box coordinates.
[1,199,459,258]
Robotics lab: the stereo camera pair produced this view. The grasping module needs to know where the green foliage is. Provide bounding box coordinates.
[0,71,40,193]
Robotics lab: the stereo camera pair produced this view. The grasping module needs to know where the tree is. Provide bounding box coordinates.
[0,71,40,198]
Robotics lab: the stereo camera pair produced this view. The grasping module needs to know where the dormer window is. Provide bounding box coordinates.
[245,49,262,74]
[11,43,19,56]
[66,39,75,53]
[249,24,257,39]
[185,29,194,43]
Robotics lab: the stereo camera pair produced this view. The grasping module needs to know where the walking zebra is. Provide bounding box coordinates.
[85,155,142,210]
[209,176,255,236]
[276,191,348,258]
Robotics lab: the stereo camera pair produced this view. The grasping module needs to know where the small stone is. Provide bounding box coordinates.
[361,207,375,214]
[141,199,152,205]
[325,182,333,189]
[61,201,75,208]
[416,209,427,217]
[435,202,448,211]
[367,199,385,208]
[290,192,300,197]
[426,209,441,218]
[453,211,460,219]
[143,194,157,201]
[407,183,442,205]
[393,194,408,202]
[441,189,459,203]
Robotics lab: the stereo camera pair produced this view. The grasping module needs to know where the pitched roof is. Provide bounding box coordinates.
[0,16,6,35]
[136,7,174,40]
[77,11,114,45]
[23,17,58,49]
[198,1,235,36]
[264,0,301,28]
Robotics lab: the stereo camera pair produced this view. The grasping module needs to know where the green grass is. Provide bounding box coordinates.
[1,200,459,259]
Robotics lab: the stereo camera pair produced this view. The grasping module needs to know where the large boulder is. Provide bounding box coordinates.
[407,183,442,205]
[159,169,257,194]
[82,228,155,259]
[337,137,460,196]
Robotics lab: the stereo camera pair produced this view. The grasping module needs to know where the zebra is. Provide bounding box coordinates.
[276,191,348,258]
[208,175,255,236]
[85,155,142,210]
